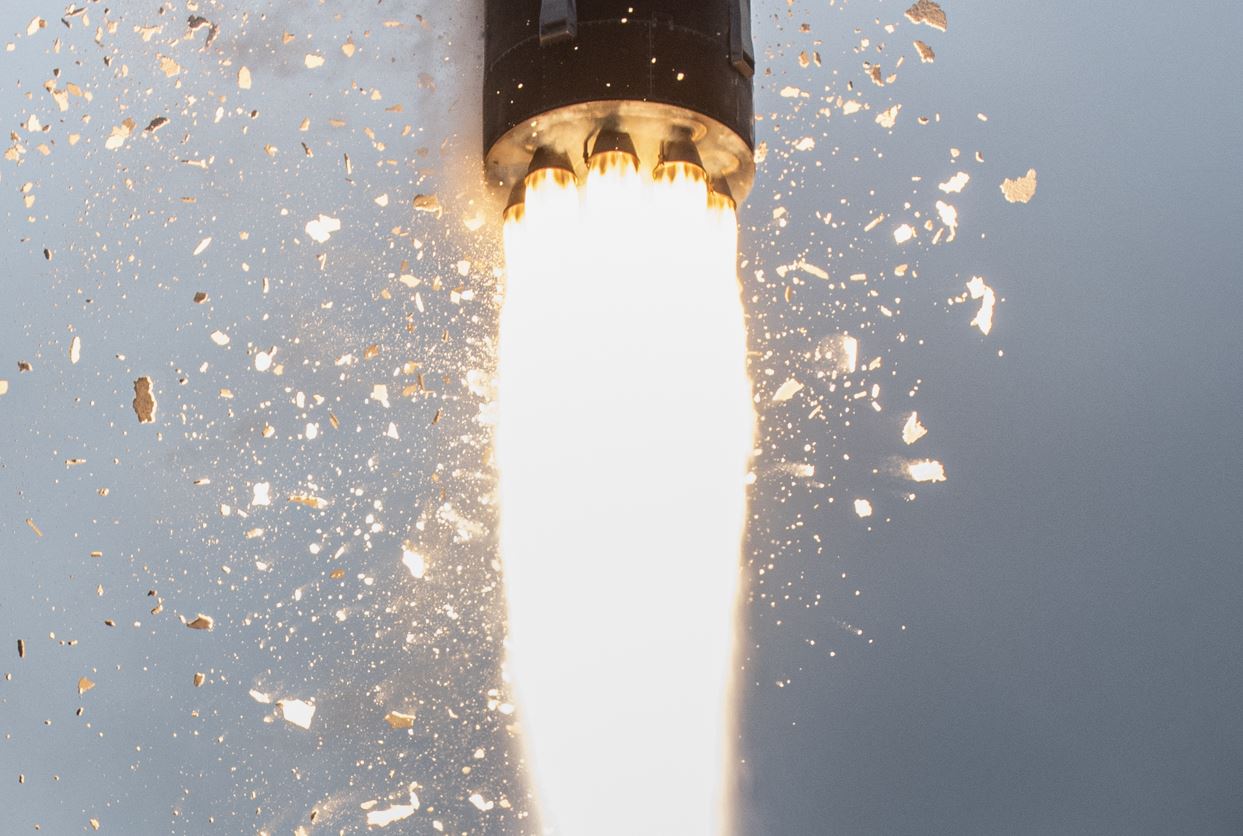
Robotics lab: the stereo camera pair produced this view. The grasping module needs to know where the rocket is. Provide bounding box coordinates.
[484,0,757,203]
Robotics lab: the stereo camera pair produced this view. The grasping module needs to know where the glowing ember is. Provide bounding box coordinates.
[498,159,753,835]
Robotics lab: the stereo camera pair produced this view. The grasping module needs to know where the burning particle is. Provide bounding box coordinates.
[185,614,214,631]
[384,710,416,729]
[905,0,948,31]
[288,494,329,510]
[907,460,948,483]
[304,53,325,69]
[894,223,916,244]
[1001,168,1038,204]
[251,482,272,506]
[914,40,936,62]
[876,104,901,129]
[939,171,971,194]
[401,548,426,579]
[193,237,212,256]
[26,518,43,537]
[902,412,929,445]
[772,379,804,403]
[237,66,252,90]
[854,499,874,518]
[305,214,341,243]
[277,698,316,729]
[966,276,997,335]
[77,676,95,696]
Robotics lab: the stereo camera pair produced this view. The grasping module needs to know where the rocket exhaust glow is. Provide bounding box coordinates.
[486,3,757,833]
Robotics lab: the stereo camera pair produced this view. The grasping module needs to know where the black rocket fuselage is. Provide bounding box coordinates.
[483,0,757,200]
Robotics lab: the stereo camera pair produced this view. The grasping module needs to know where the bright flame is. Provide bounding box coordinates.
[497,157,754,835]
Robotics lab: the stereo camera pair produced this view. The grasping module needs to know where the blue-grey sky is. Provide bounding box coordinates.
[1,1,1241,834]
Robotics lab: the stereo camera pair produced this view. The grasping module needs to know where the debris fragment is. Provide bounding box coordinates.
[133,377,157,423]
[1001,168,1038,204]
[905,0,948,31]
[305,214,341,243]
[237,66,252,90]
[185,614,214,631]
[854,499,874,518]
[193,672,205,687]
[78,676,95,696]
[902,413,929,445]
[939,171,970,194]
[401,548,427,579]
[384,710,416,729]
[772,379,804,403]
[412,194,442,217]
[907,460,947,483]
[914,40,936,62]
[277,698,316,729]
[69,336,82,365]
[966,276,997,335]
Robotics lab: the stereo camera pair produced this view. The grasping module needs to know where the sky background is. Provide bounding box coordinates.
[1,1,1241,834]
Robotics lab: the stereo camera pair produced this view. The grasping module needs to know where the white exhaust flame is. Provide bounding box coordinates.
[497,159,755,834]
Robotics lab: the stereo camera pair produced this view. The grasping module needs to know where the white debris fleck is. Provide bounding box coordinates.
[907,460,947,483]
[468,793,495,812]
[966,276,997,335]
[854,499,874,518]
[249,689,272,704]
[939,171,971,194]
[772,378,804,403]
[305,423,319,440]
[277,698,316,729]
[193,237,212,256]
[254,350,274,372]
[304,53,325,69]
[0,380,8,396]
[792,136,816,152]
[305,214,342,243]
[365,794,419,828]
[69,336,81,365]
[251,482,272,507]
[401,548,426,580]
[237,66,252,89]
[902,412,929,445]
[936,200,958,230]
[210,330,230,346]
[370,384,391,408]
[893,224,916,244]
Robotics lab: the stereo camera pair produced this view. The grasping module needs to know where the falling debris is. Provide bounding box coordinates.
[237,66,252,90]
[893,223,916,244]
[193,672,206,687]
[17,639,25,658]
[902,412,929,445]
[875,104,901,129]
[69,336,82,365]
[277,698,316,729]
[939,171,970,194]
[905,0,948,31]
[412,194,442,217]
[469,793,495,812]
[914,40,936,62]
[104,119,136,151]
[185,614,214,631]
[854,499,874,518]
[0,380,8,396]
[77,676,95,696]
[772,379,804,403]
[193,237,212,256]
[370,384,391,408]
[304,53,325,69]
[401,548,427,579]
[907,460,948,483]
[305,214,341,243]
[210,330,230,346]
[1001,168,1038,203]
[384,710,416,729]
[366,798,418,828]
[251,482,272,507]
[966,276,997,335]
[133,377,157,423]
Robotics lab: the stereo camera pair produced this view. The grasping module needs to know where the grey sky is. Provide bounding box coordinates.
[1,1,1241,835]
